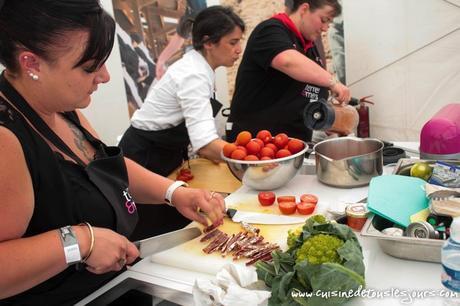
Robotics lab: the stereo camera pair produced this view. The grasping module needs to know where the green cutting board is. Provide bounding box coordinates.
[367,175,429,227]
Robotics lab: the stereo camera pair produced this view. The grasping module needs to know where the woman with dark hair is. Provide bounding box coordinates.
[226,0,351,143]
[0,1,225,305]
[118,6,245,239]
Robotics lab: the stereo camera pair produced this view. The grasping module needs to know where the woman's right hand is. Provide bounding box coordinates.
[82,227,139,274]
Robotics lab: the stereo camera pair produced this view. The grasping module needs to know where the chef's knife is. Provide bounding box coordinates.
[226,208,306,225]
[133,226,201,258]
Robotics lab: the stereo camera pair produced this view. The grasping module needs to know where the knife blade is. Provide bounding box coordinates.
[133,226,201,258]
[226,208,306,225]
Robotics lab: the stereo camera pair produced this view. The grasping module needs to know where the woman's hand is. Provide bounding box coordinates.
[330,82,351,104]
[172,187,226,226]
[83,227,139,274]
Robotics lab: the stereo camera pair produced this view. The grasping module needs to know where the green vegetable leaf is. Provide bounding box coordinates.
[260,215,366,306]
[255,261,276,287]
[337,240,365,276]
[302,262,365,306]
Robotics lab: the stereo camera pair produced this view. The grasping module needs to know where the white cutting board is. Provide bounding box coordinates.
[150,175,369,275]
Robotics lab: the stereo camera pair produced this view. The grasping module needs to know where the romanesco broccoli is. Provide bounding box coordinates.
[287,226,303,249]
[295,234,344,265]
[287,215,328,249]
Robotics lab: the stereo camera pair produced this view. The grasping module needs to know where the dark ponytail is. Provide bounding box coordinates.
[191,6,245,51]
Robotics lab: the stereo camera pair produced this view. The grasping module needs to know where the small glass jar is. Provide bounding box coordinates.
[346,203,368,231]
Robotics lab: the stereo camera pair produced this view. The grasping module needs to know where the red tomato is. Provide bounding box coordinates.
[253,138,264,149]
[179,168,192,175]
[236,145,248,155]
[273,133,289,149]
[258,191,276,206]
[246,140,261,155]
[278,201,297,215]
[260,147,275,159]
[276,149,292,159]
[256,130,273,143]
[230,149,247,160]
[244,154,259,161]
[265,143,278,153]
[277,196,296,203]
[236,131,252,146]
[223,143,237,157]
[300,194,318,205]
[297,202,315,215]
[287,138,305,154]
[261,156,272,160]
[176,173,193,182]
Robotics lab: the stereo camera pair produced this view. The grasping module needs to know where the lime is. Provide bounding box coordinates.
[410,162,433,181]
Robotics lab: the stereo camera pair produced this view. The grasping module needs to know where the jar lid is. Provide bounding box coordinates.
[345,203,368,218]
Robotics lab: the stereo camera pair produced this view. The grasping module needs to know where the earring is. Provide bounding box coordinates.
[28,71,39,81]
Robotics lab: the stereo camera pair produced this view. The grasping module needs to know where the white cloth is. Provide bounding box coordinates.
[193,263,271,306]
[130,49,219,152]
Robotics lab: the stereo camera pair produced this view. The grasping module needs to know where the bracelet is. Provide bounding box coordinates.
[79,222,95,263]
[329,75,338,88]
[58,226,81,265]
[164,180,188,207]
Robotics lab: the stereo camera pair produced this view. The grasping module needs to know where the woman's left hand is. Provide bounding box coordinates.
[172,187,226,226]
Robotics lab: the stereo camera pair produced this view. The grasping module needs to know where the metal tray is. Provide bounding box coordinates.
[359,158,460,263]
[360,214,443,263]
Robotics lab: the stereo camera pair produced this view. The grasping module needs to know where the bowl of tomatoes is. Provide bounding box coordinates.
[222,130,308,190]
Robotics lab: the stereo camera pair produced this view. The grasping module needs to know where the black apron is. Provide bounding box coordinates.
[119,96,222,240]
[0,77,138,238]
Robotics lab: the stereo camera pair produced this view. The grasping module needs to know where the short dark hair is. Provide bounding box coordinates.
[183,6,245,51]
[0,0,115,73]
[286,0,342,16]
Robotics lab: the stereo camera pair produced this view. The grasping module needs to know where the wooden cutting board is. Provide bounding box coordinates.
[168,158,242,194]
[150,195,303,275]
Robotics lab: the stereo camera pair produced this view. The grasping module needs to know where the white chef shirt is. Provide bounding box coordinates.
[130,49,219,152]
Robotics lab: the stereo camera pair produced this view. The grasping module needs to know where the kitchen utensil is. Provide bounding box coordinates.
[133,226,201,258]
[303,98,359,136]
[367,175,429,227]
[420,103,460,160]
[221,140,308,190]
[226,208,305,225]
[313,137,384,188]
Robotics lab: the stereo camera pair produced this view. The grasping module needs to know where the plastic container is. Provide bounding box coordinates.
[441,217,460,305]
[345,203,368,231]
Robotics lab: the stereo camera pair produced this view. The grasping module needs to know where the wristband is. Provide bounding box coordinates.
[58,226,81,265]
[165,180,188,207]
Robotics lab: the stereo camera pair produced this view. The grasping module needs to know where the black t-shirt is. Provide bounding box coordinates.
[227,18,329,142]
[0,91,119,305]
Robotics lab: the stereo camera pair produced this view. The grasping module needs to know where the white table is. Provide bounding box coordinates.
[77,167,453,306]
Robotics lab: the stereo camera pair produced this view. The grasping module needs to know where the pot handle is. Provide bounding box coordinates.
[305,142,315,159]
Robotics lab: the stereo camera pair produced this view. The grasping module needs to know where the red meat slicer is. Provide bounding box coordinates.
[420,103,460,160]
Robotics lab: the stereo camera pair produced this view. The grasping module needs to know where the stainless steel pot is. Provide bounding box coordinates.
[313,137,384,188]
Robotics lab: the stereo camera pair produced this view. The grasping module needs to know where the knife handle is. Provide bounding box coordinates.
[226,208,237,219]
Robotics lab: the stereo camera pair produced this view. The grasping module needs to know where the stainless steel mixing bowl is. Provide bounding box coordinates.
[222,141,309,190]
[313,137,384,188]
